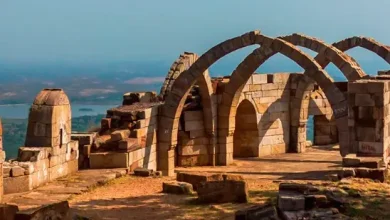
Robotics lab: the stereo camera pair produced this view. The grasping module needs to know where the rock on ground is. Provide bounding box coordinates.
[162,181,194,195]
[197,175,248,204]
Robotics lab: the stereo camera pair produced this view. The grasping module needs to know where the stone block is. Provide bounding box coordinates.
[359,157,382,168]
[342,155,360,167]
[118,138,139,151]
[278,183,319,194]
[18,147,50,162]
[51,144,68,156]
[49,154,66,168]
[11,166,25,177]
[93,135,112,149]
[278,191,305,211]
[304,194,328,210]
[185,120,204,131]
[134,167,154,177]
[197,178,248,203]
[15,201,70,220]
[4,175,33,194]
[135,116,157,129]
[184,111,203,121]
[71,133,95,146]
[339,168,356,178]
[31,158,49,173]
[101,118,111,130]
[259,145,272,156]
[163,181,194,195]
[0,204,19,220]
[137,106,158,119]
[355,168,387,182]
[358,141,383,156]
[251,74,268,84]
[3,166,11,178]
[176,172,224,190]
[89,152,129,169]
[235,204,278,220]
[111,129,130,142]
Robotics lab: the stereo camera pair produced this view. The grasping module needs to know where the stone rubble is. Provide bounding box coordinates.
[235,183,351,220]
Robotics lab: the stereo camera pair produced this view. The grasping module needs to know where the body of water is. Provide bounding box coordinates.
[0,104,118,119]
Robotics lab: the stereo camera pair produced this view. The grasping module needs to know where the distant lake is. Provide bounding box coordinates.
[0,104,119,119]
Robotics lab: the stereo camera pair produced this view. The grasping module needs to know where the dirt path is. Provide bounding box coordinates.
[69,176,280,220]
[69,146,341,219]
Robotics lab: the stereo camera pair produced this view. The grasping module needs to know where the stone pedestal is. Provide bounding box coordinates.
[348,80,390,162]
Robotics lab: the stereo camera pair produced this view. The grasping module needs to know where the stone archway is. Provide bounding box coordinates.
[158,31,380,175]
[218,36,354,164]
[233,99,259,158]
[221,33,370,157]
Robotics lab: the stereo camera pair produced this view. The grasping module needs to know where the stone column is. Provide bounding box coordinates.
[348,79,390,162]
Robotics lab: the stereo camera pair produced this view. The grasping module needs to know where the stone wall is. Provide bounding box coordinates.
[177,110,210,166]
[3,89,79,194]
[214,73,291,158]
[208,73,340,160]
[348,79,390,162]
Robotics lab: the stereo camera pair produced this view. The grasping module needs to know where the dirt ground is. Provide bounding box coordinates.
[69,146,390,219]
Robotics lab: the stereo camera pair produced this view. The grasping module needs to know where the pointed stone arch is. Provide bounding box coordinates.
[279,33,367,81]
[332,36,390,65]
[158,52,218,175]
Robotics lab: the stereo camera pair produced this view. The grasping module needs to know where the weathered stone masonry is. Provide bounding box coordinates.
[3,89,79,194]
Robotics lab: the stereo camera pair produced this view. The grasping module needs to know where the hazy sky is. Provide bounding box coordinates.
[1,0,389,67]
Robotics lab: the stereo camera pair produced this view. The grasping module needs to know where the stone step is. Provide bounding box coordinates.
[339,167,388,182]
[342,154,384,168]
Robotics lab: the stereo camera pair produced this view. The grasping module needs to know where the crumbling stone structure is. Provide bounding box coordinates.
[156,32,390,176]
[1,30,390,199]
[2,89,79,194]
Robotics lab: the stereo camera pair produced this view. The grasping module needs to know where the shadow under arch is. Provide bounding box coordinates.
[233,98,260,158]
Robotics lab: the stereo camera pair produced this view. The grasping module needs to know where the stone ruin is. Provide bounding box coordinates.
[2,89,79,194]
[0,31,390,205]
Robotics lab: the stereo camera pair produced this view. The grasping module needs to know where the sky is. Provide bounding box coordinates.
[0,0,389,75]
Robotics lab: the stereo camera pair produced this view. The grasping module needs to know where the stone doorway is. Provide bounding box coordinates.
[233,99,259,158]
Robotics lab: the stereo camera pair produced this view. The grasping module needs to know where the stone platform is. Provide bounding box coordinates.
[3,168,127,211]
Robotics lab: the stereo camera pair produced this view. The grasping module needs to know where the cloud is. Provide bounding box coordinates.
[79,89,117,97]
[124,77,165,85]
[0,92,17,99]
